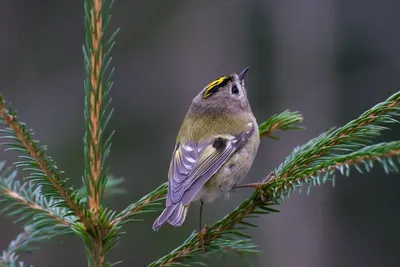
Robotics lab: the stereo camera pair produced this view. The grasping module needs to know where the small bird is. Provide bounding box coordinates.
[152,67,260,233]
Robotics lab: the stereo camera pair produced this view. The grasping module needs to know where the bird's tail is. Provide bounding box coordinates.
[152,202,188,231]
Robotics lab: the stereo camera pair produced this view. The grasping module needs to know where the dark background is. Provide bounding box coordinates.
[0,1,399,266]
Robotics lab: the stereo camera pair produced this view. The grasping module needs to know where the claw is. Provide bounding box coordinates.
[259,171,276,202]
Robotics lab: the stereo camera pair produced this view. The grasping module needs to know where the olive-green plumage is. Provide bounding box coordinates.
[153,67,260,231]
[178,113,251,143]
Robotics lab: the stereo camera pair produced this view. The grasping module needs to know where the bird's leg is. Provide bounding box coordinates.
[198,199,204,233]
[197,199,207,253]
[233,172,276,202]
[234,171,276,188]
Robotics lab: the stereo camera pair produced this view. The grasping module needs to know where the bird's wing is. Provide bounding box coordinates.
[167,125,255,206]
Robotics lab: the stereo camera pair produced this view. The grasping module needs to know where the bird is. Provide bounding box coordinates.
[152,67,260,239]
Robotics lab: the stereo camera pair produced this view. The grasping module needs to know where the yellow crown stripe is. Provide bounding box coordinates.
[203,76,230,99]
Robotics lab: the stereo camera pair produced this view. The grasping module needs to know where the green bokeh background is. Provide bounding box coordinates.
[0,1,399,266]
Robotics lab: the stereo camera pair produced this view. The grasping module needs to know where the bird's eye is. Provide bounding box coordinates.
[231,86,239,95]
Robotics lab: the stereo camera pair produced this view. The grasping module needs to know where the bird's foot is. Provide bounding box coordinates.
[233,172,276,202]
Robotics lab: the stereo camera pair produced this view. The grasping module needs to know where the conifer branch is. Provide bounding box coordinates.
[277,91,400,179]
[111,183,167,227]
[259,110,304,139]
[0,163,73,229]
[0,96,91,229]
[82,0,117,265]
[83,0,116,213]
[0,182,71,228]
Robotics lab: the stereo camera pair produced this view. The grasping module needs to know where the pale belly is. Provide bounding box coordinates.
[194,131,260,203]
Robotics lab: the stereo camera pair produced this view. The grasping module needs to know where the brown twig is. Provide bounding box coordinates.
[92,232,106,267]
[86,1,107,266]
[88,0,104,215]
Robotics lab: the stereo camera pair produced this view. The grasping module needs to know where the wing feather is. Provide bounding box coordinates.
[166,126,255,206]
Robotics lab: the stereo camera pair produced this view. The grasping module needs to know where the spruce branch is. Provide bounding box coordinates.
[267,142,400,202]
[82,0,117,265]
[259,110,304,139]
[276,91,400,179]
[0,96,90,229]
[111,110,302,226]
[0,162,73,228]
[317,141,400,176]
[148,91,400,266]
[73,206,121,267]
[111,183,167,227]
[83,0,116,214]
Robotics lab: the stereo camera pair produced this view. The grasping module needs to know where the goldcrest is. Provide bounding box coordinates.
[153,67,260,230]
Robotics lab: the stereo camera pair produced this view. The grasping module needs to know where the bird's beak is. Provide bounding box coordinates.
[238,66,250,82]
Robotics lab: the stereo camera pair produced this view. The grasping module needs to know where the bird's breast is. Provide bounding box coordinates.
[198,125,260,203]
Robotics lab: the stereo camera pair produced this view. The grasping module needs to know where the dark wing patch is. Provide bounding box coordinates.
[212,137,226,150]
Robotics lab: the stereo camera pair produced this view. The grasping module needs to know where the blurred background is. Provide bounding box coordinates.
[1,0,400,266]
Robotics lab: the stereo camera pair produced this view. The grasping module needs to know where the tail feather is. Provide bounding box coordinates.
[152,202,188,231]
[167,203,188,226]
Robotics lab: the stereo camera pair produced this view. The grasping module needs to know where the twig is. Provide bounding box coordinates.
[88,0,104,215]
